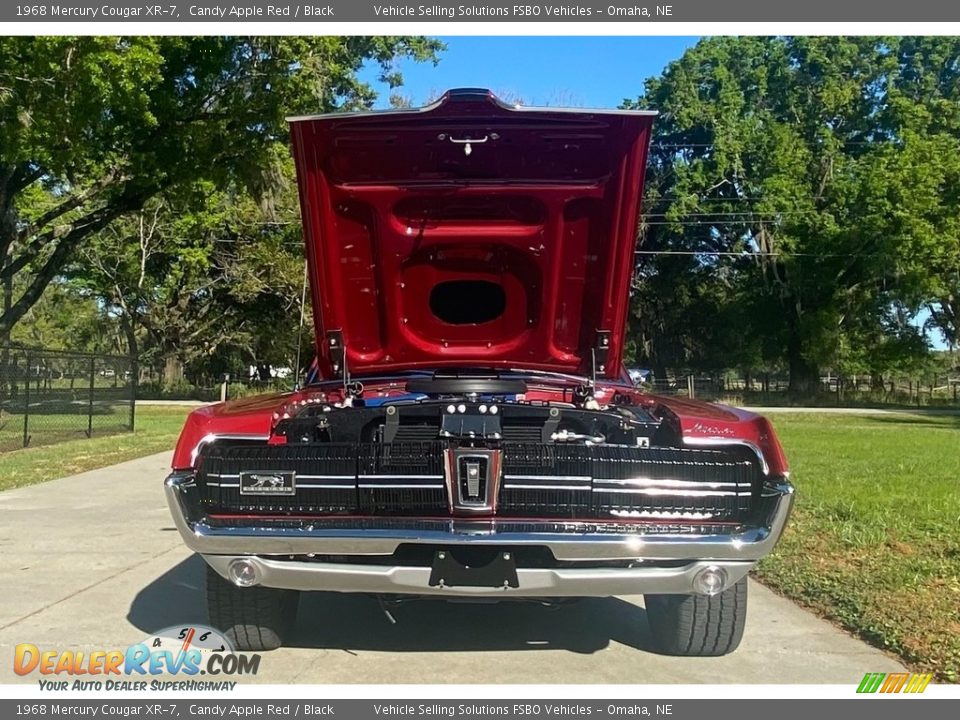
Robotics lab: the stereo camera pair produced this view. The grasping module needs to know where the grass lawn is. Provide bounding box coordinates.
[756,412,960,682]
[0,405,190,492]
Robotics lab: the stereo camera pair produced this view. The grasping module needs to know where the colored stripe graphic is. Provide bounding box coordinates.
[857,672,932,694]
[880,673,908,693]
[906,674,933,693]
[857,673,885,693]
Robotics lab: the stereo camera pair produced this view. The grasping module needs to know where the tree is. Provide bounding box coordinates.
[0,36,442,341]
[8,279,115,354]
[626,37,960,392]
[74,173,310,388]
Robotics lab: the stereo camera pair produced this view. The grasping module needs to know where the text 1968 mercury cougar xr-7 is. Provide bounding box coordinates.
[165,88,793,655]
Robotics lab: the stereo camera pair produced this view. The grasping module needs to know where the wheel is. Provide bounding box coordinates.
[644,577,747,656]
[205,564,300,651]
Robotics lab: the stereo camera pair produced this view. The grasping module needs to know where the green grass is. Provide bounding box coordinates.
[0,406,190,491]
[756,412,960,682]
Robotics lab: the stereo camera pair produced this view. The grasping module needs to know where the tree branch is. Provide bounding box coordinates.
[0,188,156,334]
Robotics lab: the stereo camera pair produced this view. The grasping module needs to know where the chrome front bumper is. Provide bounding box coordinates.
[165,472,794,596]
[203,555,755,597]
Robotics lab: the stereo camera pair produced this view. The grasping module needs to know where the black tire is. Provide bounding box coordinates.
[206,565,300,651]
[644,577,747,657]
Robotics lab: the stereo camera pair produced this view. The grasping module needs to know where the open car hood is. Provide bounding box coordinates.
[289,88,655,380]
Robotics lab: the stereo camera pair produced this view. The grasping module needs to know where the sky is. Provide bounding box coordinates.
[363,36,699,109]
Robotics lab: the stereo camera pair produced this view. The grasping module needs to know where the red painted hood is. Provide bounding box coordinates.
[289,88,655,380]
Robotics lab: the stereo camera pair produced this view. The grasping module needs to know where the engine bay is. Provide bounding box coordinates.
[271,372,673,450]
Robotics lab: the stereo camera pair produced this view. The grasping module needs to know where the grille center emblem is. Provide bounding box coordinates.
[239,471,296,496]
[444,449,501,515]
[465,462,481,498]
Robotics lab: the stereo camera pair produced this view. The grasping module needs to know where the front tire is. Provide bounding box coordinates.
[644,577,747,656]
[206,565,300,651]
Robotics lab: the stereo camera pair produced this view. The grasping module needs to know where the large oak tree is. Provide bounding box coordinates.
[0,36,442,340]
[626,37,960,391]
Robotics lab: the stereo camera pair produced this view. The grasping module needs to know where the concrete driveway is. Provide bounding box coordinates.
[0,452,905,683]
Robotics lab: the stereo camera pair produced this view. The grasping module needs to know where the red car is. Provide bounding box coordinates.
[165,89,793,655]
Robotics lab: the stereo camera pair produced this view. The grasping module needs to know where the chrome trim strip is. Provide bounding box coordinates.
[358,474,444,480]
[594,478,750,489]
[681,437,770,475]
[165,472,795,563]
[203,555,751,598]
[609,510,717,520]
[590,487,742,497]
[503,484,591,491]
[504,474,592,482]
[297,474,355,480]
[358,484,444,490]
[297,483,356,489]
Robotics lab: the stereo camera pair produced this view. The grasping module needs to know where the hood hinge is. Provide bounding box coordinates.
[594,330,612,376]
[327,330,346,379]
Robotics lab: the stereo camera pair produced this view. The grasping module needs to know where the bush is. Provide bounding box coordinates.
[136,380,219,402]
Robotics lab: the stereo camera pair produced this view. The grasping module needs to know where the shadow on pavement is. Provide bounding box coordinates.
[127,554,208,631]
[128,557,654,655]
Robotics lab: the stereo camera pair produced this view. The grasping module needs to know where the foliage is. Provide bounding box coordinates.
[72,168,312,385]
[625,37,960,390]
[0,36,442,339]
[8,279,118,353]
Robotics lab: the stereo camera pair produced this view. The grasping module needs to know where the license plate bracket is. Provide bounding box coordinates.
[428,549,519,589]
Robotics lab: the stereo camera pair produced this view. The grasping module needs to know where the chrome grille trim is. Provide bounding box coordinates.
[590,487,748,497]
[593,477,749,489]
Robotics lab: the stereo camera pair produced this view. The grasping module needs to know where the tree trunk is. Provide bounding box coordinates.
[1,253,10,347]
[120,315,140,397]
[652,360,668,384]
[163,354,184,386]
[786,334,820,396]
[0,248,10,400]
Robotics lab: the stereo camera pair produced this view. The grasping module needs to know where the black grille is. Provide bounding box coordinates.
[589,446,756,521]
[196,443,357,514]
[501,424,544,444]
[359,441,445,475]
[196,442,761,522]
[390,424,441,443]
[356,441,447,515]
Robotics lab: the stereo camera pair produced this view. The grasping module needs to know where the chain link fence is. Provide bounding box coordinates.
[639,372,960,407]
[0,346,136,452]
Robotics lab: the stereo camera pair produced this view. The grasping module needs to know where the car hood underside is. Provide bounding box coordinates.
[289,88,655,381]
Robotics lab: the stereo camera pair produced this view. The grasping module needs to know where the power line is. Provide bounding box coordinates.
[639,215,856,225]
[634,249,885,258]
[641,211,820,217]
[644,197,827,203]
[650,140,883,148]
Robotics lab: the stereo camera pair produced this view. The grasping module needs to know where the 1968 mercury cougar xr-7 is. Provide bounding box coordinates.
[165,88,793,654]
